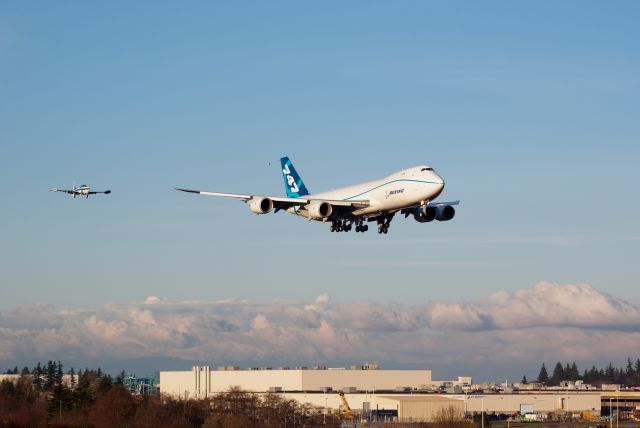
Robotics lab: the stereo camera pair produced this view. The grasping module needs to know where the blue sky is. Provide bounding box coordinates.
[1,2,639,378]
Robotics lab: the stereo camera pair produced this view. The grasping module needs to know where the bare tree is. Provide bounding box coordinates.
[433,404,467,428]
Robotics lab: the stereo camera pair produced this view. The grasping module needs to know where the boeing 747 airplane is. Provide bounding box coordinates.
[176,157,459,234]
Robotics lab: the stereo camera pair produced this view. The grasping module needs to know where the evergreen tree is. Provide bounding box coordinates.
[96,373,113,395]
[551,361,564,386]
[537,363,549,384]
[32,362,43,390]
[55,360,64,386]
[521,375,528,384]
[45,360,56,390]
[68,367,76,388]
[115,370,126,385]
[0,379,17,396]
[605,362,615,381]
[72,370,94,411]
[569,362,579,381]
[47,381,73,418]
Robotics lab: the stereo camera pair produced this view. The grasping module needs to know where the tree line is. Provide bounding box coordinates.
[0,361,340,427]
[527,358,640,387]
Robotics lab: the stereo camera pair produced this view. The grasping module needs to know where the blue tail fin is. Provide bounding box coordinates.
[280,157,309,198]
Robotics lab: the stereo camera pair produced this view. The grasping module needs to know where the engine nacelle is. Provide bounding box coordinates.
[247,196,273,214]
[305,201,333,219]
[435,205,455,221]
[414,206,436,223]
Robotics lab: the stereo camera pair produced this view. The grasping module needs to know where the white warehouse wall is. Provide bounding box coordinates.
[160,366,432,399]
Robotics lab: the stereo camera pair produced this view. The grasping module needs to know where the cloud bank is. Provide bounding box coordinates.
[1,282,639,372]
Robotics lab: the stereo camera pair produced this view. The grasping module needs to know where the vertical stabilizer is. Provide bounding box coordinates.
[280,157,309,198]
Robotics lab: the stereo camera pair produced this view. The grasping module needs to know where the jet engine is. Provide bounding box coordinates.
[435,205,455,221]
[305,201,332,219]
[247,196,273,214]
[414,206,436,223]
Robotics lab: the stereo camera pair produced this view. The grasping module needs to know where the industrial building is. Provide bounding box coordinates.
[159,366,603,422]
[160,365,435,399]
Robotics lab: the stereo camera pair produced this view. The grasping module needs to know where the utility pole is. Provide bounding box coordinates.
[610,397,613,428]
[616,388,619,428]
[324,396,327,425]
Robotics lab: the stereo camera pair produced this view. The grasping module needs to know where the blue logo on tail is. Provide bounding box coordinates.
[280,157,309,198]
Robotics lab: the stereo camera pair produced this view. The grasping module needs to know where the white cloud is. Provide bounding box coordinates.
[423,282,640,331]
[143,296,167,305]
[0,282,639,371]
[314,293,331,305]
[250,314,270,331]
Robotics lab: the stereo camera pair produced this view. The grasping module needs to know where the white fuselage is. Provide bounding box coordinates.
[288,165,444,218]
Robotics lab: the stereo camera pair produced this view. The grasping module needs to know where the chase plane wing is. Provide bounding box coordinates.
[50,188,74,194]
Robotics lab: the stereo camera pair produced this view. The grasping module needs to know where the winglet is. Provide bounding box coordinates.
[280,157,309,198]
[175,188,201,194]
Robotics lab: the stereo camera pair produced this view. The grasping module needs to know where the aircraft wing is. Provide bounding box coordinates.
[175,188,369,209]
[427,200,460,207]
[88,190,111,194]
[50,188,75,194]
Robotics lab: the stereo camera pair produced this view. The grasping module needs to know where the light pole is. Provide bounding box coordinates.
[464,392,467,416]
[616,388,619,428]
[324,395,327,425]
[609,397,613,428]
[467,395,486,428]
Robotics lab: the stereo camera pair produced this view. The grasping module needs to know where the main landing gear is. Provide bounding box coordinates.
[330,219,369,233]
[329,216,393,234]
[377,214,394,234]
[330,220,350,233]
[354,219,368,233]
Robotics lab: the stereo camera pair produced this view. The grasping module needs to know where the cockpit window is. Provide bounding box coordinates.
[421,167,433,171]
